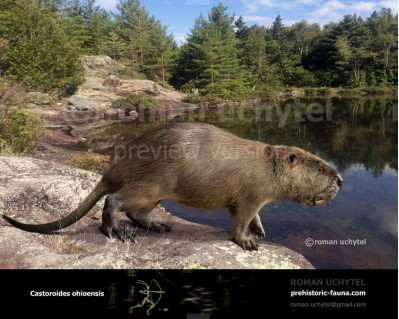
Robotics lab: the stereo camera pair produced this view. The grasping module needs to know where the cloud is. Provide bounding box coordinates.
[173,33,188,46]
[306,1,385,25]
[379,0,398,12]
[240,0,397,18]
[242,15,304,27]
[95,0,118,11]
[239,0,397,29]
[241,0,293,12]
[242,15,275,26]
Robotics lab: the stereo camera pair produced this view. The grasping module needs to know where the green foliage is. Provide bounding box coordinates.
[175,6,397,94]
[62,0,113,55]
[0,109,46,155]
[0,1,397,98]
[156,81,174,90]
[0,0,85,94]
[114,0,177,81]
[182,93,224,104]
[182,94,204,104]
[173,4,247,98]
[111,93,158,109]
[101,32,127,60]
[303,9,397,88]
[65,151,110,174]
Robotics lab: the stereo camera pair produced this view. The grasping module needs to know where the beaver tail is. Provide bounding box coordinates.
[2,182,107,233]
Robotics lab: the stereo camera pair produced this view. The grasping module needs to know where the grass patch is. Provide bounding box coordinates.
[44,234,88,254]
[156,81,174,90]
[65,150,110,174]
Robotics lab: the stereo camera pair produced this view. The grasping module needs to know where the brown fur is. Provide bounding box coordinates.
[2,122,343,251]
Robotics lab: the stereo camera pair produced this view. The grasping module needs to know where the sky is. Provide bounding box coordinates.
[95,0,398,45]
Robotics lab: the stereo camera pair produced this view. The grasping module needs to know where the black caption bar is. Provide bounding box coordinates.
[0,269,397,318]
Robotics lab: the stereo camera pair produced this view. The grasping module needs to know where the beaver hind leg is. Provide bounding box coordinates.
[101,195,138,243]
[249,214,265,238]
[126,205,174,233]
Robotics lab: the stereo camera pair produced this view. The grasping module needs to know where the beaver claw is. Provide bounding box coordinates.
[101,224,138,243]
[235,235,259,251]
[148,222,174,233]
[249,225,265,238]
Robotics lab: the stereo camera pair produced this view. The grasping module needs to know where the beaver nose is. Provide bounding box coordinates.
[337,177,343,187]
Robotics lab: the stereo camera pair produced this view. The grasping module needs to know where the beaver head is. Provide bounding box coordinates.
[274,146,343,206]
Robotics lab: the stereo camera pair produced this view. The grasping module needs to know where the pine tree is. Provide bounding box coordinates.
[102,31,126,60]
[1,0,84,94]
[62,0,111,54]
[148,24,177,82]
[271,14,284,41]
[116,0,151,72]
[175,3,246,97]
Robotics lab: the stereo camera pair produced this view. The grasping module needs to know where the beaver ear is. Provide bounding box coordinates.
[264,146,274,160]
[288,153,298,164]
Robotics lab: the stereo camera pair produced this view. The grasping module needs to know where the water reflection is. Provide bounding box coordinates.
[85,95,397,269]
[162,96,398,269]
[191,96,397,176]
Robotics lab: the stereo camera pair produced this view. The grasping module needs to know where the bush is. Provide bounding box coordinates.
[256,86,279,102]
[157,81,174,90]
[65,151,110,174]
[182,94,204,104]
[0,78,29,104]
[1,0,85,95]
[180,81,195,93]
[111,93,158,110]
[0,109,47,155]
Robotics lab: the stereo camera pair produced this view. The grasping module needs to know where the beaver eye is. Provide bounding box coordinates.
[318,167,323,173]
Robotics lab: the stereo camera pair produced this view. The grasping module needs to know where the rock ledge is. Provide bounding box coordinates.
[0,155,314,269]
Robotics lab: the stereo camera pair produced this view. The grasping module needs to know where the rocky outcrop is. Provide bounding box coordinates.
[66,95,91,111]
[0,155,314,269]
[82,55,124,77]
[103,75,122,87]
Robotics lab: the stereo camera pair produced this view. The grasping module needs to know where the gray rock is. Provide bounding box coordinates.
[26,92,50,99]
[103,75,122,87]
[0,156,313,269]
[118,79,186,101]
[82,77,107,91]
[82,55,124,77]
[83,55,115,69]
[67,95,91,111]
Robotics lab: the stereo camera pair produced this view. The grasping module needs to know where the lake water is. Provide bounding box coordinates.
[95,95,398,269]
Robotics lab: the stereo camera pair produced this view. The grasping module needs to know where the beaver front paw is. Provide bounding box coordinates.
[235,234,259,251]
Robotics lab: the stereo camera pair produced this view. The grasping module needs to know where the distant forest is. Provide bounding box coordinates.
[0,0,397,97]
